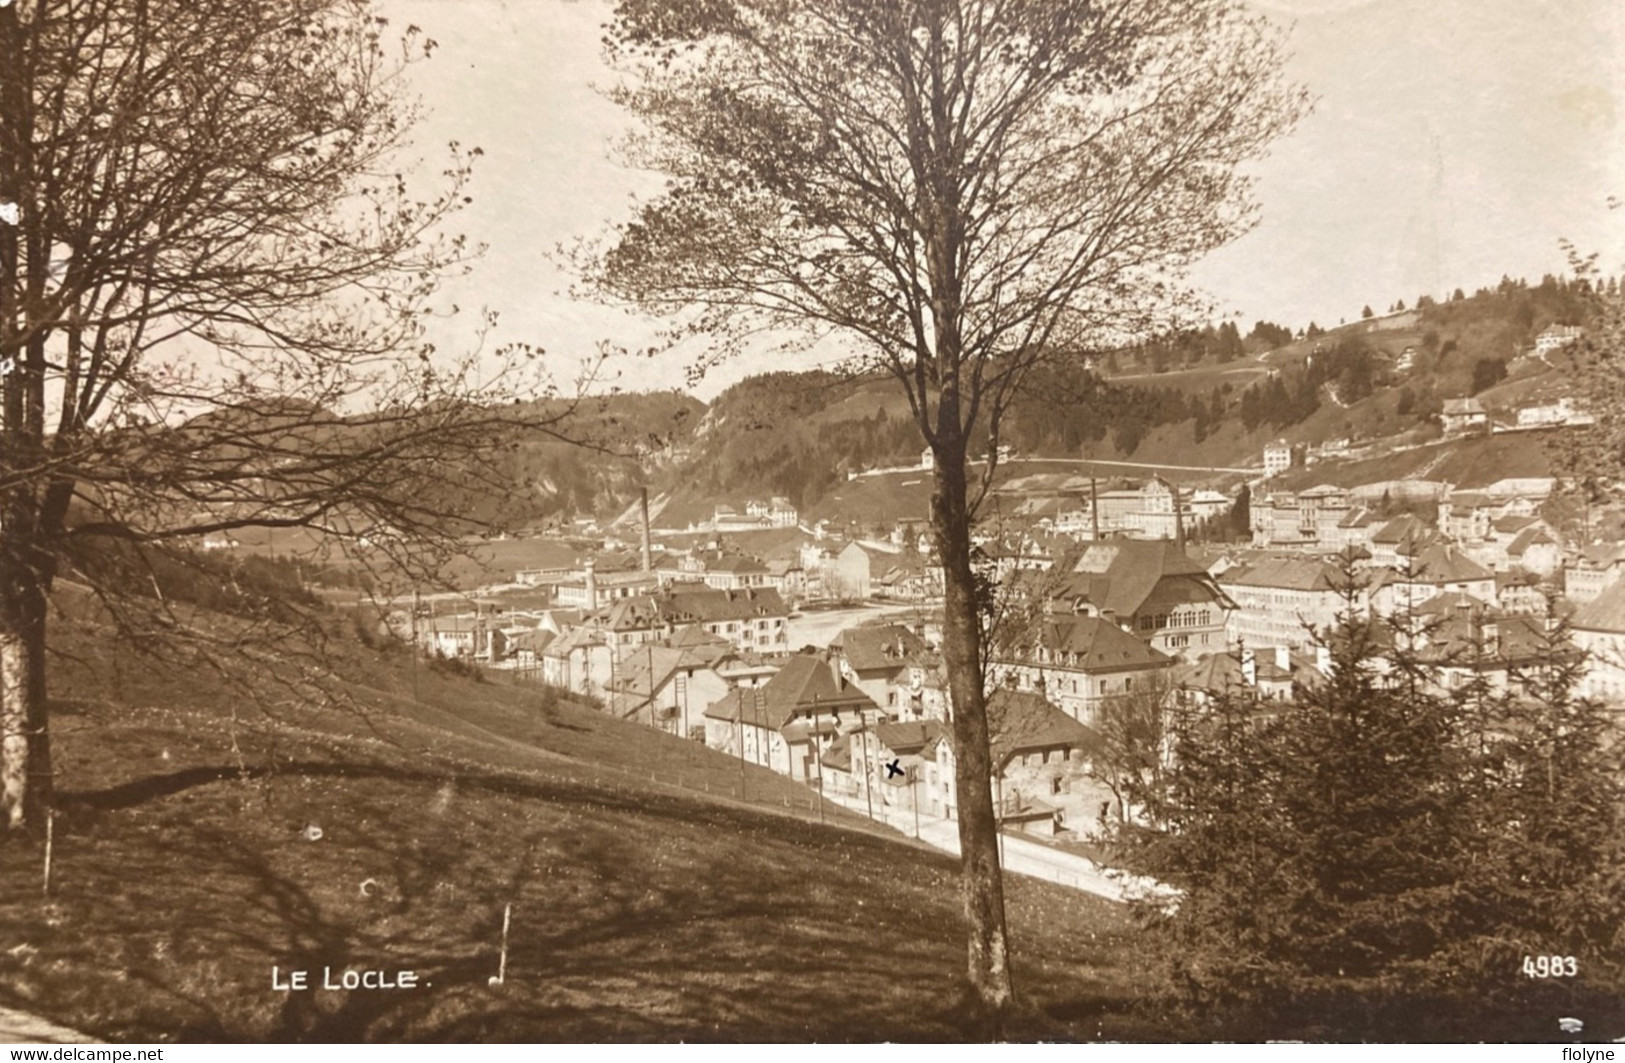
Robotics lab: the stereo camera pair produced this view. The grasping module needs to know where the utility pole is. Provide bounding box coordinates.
[812,694,824,825]
[861,711,874,822]
[410,588,420,702]
[736,695,747,801]
[911,765,920,839]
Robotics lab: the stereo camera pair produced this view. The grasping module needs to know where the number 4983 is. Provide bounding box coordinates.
[1523,955,1577,978]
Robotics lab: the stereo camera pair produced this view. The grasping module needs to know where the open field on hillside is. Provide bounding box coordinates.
[1,620,1163,1043]
[1274,427,1560,492]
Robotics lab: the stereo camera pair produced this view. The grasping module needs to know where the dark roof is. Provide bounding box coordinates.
[758,653,879,728]
[668,623,732,650]
[701,553,770,575]
[1405,544,1493,584]
[1573,577,1625,633]
[595,597,667,632]
[987,689,1100,767]
[1338,506,1377,529]
[1578,544,1625,568]
[1372,513,1435,548]
[820,733,853,773]
[1059,540,1229,618]
[871,719,947,758]
[701,654,878,731]
[1172,649,1319,695]
[1492,514,1539,535]
[833,624,930,675]
[508,629,555,653]
[1507,526,1556,557]
[1414,613,1566,668]
[659,586,789,624]
[1221,558,1346,593]
[1004,614,1173,672]
[1415,590,1495,617]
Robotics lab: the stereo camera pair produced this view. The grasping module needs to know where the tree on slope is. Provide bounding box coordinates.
[0,0,568,832]
[584,0,1307,1023]
[1127,603,1625,1038]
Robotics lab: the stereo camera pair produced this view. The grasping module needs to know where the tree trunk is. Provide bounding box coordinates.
[0,553,50,834]
[931,433,1014,1031]
[0,628,24,832]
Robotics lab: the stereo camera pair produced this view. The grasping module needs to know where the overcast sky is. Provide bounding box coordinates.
[385,0,1625,399]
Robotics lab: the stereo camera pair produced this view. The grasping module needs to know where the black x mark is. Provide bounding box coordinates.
[885,759,903,778]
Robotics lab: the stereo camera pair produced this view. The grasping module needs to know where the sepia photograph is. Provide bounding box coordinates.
[1,0,1624,1045]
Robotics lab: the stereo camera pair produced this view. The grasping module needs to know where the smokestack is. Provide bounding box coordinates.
[1173,481,1186,549]
[640,487,653,573]
[1090,476,1100,541]
[584,558,598,611]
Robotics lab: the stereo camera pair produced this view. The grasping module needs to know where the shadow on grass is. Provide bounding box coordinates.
[28,759,1072,1042]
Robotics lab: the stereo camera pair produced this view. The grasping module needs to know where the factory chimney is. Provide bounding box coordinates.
[640,487,654,573]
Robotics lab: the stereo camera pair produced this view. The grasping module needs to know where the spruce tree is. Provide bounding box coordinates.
[1124,594,1625,1039]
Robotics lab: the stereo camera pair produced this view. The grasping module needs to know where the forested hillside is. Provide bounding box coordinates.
[461,272,1610,525]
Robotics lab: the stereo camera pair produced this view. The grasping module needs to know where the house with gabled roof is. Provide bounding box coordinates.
[605,631,739,737]
[1441,396,1488,433]
[1391,598,1572,698]
[541,624,613,697]
[1535,323,1583,355]
[1047,539,1233,660]
[1571,579,1625,703]
[1219,557,1364,651]
[656,584,791,654]
[1505,526,1561,576]
[923,689,1103,832]
[1564,543,1625,604]
[1494,571,1559,616]
[702,652,882,782]
[1252,484,1354,551]
[1368,513,1436,568]
[1372,544,1496,616]
[989,612,1174,725]
[822,718,949,816]
[831,623,934,716]
[678,549,773,590]
[1171,644,1320,711]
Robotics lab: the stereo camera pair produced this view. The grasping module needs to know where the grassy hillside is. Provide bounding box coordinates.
[1,619,1162,1043]
[1273,428,1559,492]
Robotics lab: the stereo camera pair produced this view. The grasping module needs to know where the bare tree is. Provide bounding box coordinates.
[584,0,1307,1024]
[0,0,576,831]
[1093,671,1173,829]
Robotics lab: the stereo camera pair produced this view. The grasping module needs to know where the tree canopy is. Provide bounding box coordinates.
[0,0,569,830]
[586,0,1307,1023]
